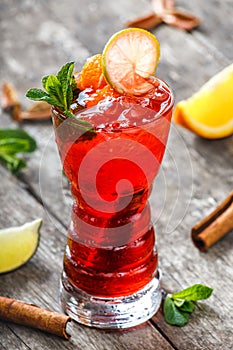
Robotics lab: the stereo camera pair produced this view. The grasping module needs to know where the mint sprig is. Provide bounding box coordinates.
[0,128,37,174]
[163,284,213,327]
[26,62,94,132]
[26,62,75,116]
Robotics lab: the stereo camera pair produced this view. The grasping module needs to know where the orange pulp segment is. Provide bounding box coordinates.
[76,54,106,90]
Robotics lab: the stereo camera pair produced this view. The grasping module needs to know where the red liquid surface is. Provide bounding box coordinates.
[53,79,173,297]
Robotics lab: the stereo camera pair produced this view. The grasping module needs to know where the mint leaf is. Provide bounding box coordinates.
[26,88,64,109]
[65,112,96,133]
[164,296,189,327]
[71,74,77,91]
[66,83,73,110]
[0,129,37,174]
[0,139,32,154]
[26,88,49,100]
[57,62,74,83]
[163,284,213,327]
[0,129,37,153]
[0,153,26,174]
[173,298,185,307]
[172,284,213,301]
[45,75,64,105]
[57,61,74,109]
[173,299,195,313]
[26,63,74,114]
[178,300,195,313]
[26,62,96,134]
[42,76,49,89]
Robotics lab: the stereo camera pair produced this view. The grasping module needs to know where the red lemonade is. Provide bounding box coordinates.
[52,78,173,297]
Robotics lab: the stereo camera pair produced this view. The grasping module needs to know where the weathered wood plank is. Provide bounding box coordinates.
[0,323,31,350]
[176,0,233,61]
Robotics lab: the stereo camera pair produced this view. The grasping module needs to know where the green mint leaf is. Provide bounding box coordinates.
[45,75,64,105]
[41,96,63,108]
[26,62,96,135]
[42,75,49,89]
[0,129,37,174]
[163,296,189,327]
[66,84,73,110]
[172,284,213,301]
[26,88,49,100]
[71,75,77,91]
[27,62,75,112]
[178,301,195,313]
[26,88,63,109]
[0,139,32,154]
[0,129,37,153]
[0,153,26,174]
[57,62,74,83]
[57,62,75,109]
[173,298,185,307]
[65,111,96,133]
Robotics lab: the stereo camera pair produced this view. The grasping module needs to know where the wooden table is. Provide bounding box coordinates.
[0,1,233,349]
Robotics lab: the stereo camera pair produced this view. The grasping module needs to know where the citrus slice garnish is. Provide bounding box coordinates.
[76,54,106,90]
[0,218,42,274]
[102,28,160,95]
[174,63,233,139]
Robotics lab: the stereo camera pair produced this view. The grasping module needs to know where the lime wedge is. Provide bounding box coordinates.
[0,218,42,274]
[102,28,160,95]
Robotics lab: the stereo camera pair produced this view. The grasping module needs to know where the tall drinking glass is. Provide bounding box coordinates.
[52,77,173,328]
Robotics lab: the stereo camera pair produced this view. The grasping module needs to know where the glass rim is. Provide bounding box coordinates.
[52,77,174,132]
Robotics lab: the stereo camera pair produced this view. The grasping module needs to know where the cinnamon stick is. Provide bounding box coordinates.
[1,82,22,120]
[191,191,233,252]
[125,13,162,30]
[0,296,71,339]
[162,10,201,31]
[125,0,201,31]
[1,83,51,121]
[18,101,51,121]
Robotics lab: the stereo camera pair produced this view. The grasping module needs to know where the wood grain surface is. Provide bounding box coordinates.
[0,0,233,349]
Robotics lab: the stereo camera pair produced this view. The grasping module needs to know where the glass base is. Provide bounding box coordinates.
[60,271,162,329]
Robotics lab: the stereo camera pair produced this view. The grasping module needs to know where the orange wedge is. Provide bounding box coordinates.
[174,64,233,139]
[102,28,160,95]
[77,54,106,90]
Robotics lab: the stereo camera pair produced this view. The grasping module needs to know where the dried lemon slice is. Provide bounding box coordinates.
[102,28,160,95]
